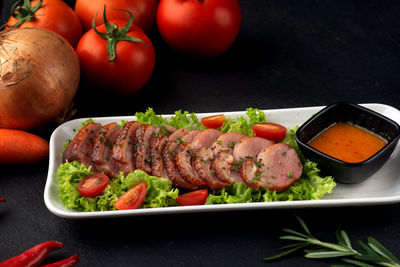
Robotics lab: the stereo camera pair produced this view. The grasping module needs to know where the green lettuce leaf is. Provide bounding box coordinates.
[134,108,204,130]
[221,108,266,136]
[121,170,179,208]
[167,110,204,130]
[135,108,169,128]
[57,161,179,212]
[282,126,306,163]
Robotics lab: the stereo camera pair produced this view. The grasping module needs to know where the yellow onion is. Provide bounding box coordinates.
[0,27,80,130]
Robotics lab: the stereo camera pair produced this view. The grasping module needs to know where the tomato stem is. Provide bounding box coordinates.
[8,0,43,28]
[93,5,148,62]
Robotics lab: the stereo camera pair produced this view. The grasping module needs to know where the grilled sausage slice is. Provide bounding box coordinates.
[63,122,102,167]
[163,140,199,189]
[90,122,121,177]
[240,143,302,192]
[175,143,206,186]
[112,121,141,175]
[194,147,229,189]
[212,132,247,156]
[134,124,158,174]
[150,134,169,177]
[191,129,222,150]
[211,151,244,184]
[233,137,275,163]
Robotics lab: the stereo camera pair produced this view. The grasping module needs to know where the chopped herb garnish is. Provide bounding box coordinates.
[214,139,222,145]
[228,141,235,148]
[255,159,264,167]
[287,172,293,178]
[134,143,139,151]
[153,131,163,137]
[176,137,186,144]
[252,171,264,181]
[104,138,111,147]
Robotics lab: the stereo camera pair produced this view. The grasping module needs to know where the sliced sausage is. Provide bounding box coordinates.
[62,122,102,167]
[163,124,177,134]
[240,143,302,192]
[134,124,158,174]
[212,132,247,156]
[112,121,141,175]
[175,143,206,187]
[211,151,244,184]
[163,140,199,189]
[233,136,275,163]
[191,129,222,150]
[181,130,202,143]
[150,134,169,177]
[193,147,229,189]
[90,122,121,178]
[168,128,191,142]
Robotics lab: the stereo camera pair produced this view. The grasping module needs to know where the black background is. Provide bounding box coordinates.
[1,0,400,266]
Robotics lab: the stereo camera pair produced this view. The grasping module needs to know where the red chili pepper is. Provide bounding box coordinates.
[40,255,80,267]
[0,197,5,203]
[0,241,64,267]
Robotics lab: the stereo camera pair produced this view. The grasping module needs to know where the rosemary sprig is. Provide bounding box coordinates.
[264,216,400,267]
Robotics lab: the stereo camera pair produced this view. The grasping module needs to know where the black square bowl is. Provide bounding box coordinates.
[295,102,400,184]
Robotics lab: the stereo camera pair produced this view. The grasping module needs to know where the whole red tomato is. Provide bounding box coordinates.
[76,19,155,95]
[75,0,158,32]
[157,0,242,57]
[7,0,82,47]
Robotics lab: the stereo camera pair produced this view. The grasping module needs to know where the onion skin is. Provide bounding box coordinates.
[0,28,80,130]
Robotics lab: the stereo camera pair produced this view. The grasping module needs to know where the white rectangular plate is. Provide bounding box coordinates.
[44,104,400,219]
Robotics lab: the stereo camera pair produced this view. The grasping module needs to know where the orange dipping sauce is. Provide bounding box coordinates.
[309,122,387,163]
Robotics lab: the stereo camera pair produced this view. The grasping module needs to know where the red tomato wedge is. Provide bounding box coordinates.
[114,182,147,210]
[77,173,109,198]
[201,114,226,129]
[176,189,209,206]
[252,122,287,142]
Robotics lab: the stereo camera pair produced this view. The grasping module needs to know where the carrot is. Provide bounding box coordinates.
[0,129,49,164]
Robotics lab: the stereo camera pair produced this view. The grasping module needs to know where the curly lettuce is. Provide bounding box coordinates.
[135,108,203,130]
[57,161,178,212]
[221,108,266,136]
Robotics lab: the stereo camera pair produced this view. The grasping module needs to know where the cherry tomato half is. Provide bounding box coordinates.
[114,182,147,210]
[176,189,209,206]
[77,173,109,198]
[201,114,226,129]
[252,122,287,142]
